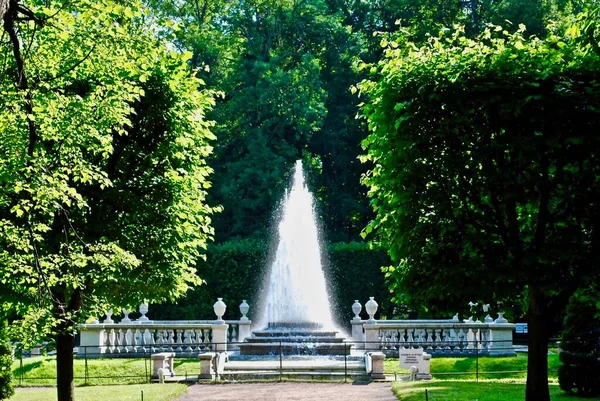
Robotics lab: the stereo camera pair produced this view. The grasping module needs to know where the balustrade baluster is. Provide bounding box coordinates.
[184,329,193,352]
[115,329,123,353]
[398,329,406,349]
[481,328,489,352]
[204,329,211,351]
[143,329,152,352]
[195,329,203,351]
[176,330,184,352]
[107,329,115,354]
[457,328,465,353]
[134,329,142,353]
[391,329,398,351]
[442,329,451,351]
[167,329,175,352]
[407,329,414,348]
[426,329,434,350]
[466,328,475,352]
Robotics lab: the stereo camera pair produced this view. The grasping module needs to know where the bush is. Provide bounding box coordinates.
[558,289,600,397]
[0,322,14,400]
[149,240,393,329]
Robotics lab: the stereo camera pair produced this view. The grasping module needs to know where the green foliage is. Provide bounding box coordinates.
[150,238,269,321]
[0,0,216,345]
[559,290,600,396]
[326,242,393,323]
[359,23,600,315]
[150,240,392,327]
[0,323,14,400]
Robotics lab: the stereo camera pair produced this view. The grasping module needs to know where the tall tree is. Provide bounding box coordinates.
[359,22,600,401]
[0,1,217,400]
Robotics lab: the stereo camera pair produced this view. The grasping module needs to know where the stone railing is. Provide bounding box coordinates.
[78,299,252,357]
[350,298,516,357]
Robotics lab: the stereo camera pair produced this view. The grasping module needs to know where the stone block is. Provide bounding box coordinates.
[151,352,175,379]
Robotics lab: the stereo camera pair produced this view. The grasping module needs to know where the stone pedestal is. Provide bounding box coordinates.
[79,326,106,356]
[364,323,380,351]
[211,324,229,352]
[198,352,216,379]
[151,352,175,379]
[351,320,365,349]
[489,323,517,356]
[370,352,386,380]
[238,321,252,343]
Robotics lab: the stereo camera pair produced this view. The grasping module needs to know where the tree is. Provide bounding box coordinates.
[0,1,216,400]
[359,22,600,401]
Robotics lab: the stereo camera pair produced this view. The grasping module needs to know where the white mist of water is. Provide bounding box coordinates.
[261,160,334,328]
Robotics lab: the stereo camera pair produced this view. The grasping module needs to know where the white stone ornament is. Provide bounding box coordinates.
[494,312,508,323]
[365,297,378,322]
[121,309,131,323]
[104,309,114,324]
[352,300,362,321]
[483,303,493,322]
[137,303,149,322]
[239,300,249,322]
[214,298,226,323]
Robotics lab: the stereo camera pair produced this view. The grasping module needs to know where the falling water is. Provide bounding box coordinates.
[262,160,334,328]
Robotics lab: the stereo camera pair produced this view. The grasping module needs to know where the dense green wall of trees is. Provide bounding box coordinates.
[149,240,392,329]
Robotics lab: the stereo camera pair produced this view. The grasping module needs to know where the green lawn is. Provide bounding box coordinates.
[392,381,600,401]
[9,384,187,401]
[12,357,201,386]
[384,353,561,382]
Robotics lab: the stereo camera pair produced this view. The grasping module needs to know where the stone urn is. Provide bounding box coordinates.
[137,303,149,322]
[365,297,378,323]
[239,300,250,321]
[352,300,362,321]
[495,312,508,324]
[214,298,227,323]
[104,309,114,324]
[121,308,131,323]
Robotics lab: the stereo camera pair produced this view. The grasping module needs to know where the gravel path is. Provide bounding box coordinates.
[175,382,398,401]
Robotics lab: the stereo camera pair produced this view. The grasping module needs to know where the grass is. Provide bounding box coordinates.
[12,357,201,386]
[384,353,561,382]
[8,384,187,401]
[392,381,600,401]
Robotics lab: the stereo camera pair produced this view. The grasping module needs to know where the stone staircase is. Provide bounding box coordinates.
[221,356,368,380]
[238,327,350,356]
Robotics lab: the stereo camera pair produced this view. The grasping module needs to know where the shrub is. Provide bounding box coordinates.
[0,322,14,400]
[558,289,600,397]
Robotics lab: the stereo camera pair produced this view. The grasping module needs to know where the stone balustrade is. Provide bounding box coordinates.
[78,299,252,357]
[351,298,516,357]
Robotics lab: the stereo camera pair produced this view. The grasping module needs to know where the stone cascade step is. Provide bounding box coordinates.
[220,358,368,380]
[239,327,352,356]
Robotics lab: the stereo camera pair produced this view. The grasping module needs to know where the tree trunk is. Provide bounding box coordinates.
[525,286,550,401]
[56,332,75,401]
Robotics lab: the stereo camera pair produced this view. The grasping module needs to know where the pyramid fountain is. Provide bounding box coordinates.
[238,160,348,355]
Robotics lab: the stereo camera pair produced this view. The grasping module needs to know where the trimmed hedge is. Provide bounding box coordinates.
[149,240,392,329]
[0,322,14,400]
[558,289,600,397]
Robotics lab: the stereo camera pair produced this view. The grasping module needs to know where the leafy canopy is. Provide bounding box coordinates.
[0,0,217,343]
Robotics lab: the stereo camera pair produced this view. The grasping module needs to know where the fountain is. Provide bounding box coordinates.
[239,160,347,355]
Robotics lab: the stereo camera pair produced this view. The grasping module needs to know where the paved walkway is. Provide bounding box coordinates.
[175,382,398,401]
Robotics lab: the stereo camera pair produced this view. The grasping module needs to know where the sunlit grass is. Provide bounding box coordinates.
[384,353,561,382]
[9,384,187,401]
[12,356,201,386]
[392,381,598,401]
